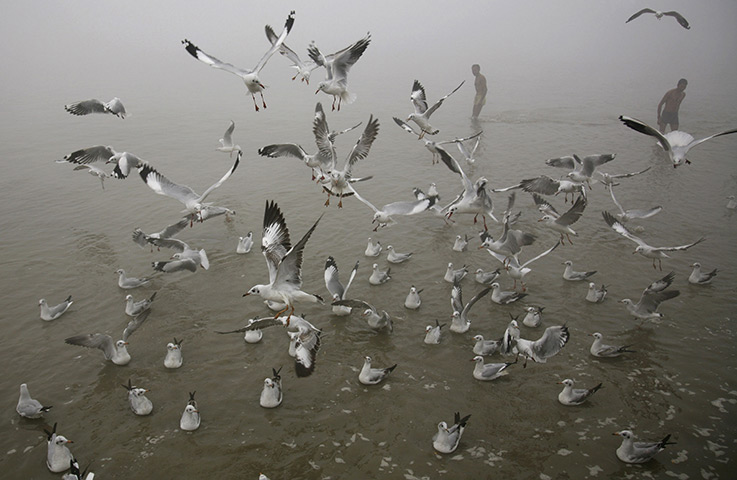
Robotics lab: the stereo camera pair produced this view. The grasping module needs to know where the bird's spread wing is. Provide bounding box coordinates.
[138,164,199,205]
[619,115,671,152]
[626,8,656,23]
[332,298,373,313]
[581,154,615,176]
[425,80,465,119]
[520,176,560,195]
[556,196,586,226]
[330,33,371,82]
[65,333,115,360]
[64,99,106,116]
[123,310,151,341]
[220,120,235,146]
[262,200,292,283]
[258,143,309,161]
[640,289,680,311]
[532,193,560,217]
[324,256,344,299]
[545,155,576,170]
[381,199,430,216]
[657,237,705,252]
[198,151,241,202]
[686,128,737,154]
[663,11,690,29]
[410,80,428,114]
[59,145,115,165]
[253,11,295,73]
[182,39,248,76]
[149,236,188,252]
[273,213,323,290]
[344,115,380,175]
[644,271,675,294]
[602,211,646,247]
[531,325,569,360]
[520,241,560,268]
[393,116,420,137]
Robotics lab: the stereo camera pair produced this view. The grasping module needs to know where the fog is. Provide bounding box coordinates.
[2,0,736,115]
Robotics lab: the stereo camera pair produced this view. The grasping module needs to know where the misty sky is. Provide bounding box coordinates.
[2,1,736,118]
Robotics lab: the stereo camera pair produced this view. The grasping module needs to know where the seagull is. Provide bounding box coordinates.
[332,299,393,332]
[590,332,635,358]
[216,120,240,157]
[614,430,675,464]
[597,166,651,190]
[453,234,469,252]
[444,263,468,283]
[602,211,704,270]
[557,378,602,406]
[260,367,283,408]
[471,355,516,381]
[369,263,391,285]
[178,391,200,431]
[727,195,737,210]
[57,145,145,179]
[122,379,153,416]
[609,184,662,222]
[619,115,737,167]
[406,80,464,138]
[245,201,324,320]
[264,24,317,83]
[537,195,587,244]
[620,274,680,321]
[45,423,74,473]
[424,320,445,344]
[236,232,254,254]
[688,262,718,285]
[490,282,527,305]
[433,412,471,454]
[65,311,151,365]
[115,269,151,289]
[501,318,520,356]
[132,218,189,251]
[68,164,109,190]
[324,256,359,315]
[182,11,295,111]
[64,97,126,118]
[217,315,322,377]
[545,154,616,188]
[585,283,607,303]
[322,114,380,207]
[449,131,482,165]
[509,323,570,365]
[475,268,500,285]
[365,237,382,257]
[496,175,585,203]
[562,260,596,281]
[479,215,537,266]
[487,241,560,291]
[472,335,501,356]
[359,356,397,385]
[39,295,73,321]
[308,33,371,111]
[151,237,209,273]
[450,281,491,333]
[16,383,52,418]
[138,150,240,222]
[386,245,412,264]
[626,8,690,29]
[125,292,157,317]
[164,338,183,369]
[392,117,480,165]
[444,156,498,229]
[404,285,423,310]
[351,187,435,230]
[522,306,544,328]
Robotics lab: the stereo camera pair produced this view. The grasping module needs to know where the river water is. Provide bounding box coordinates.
[2,2,737,479]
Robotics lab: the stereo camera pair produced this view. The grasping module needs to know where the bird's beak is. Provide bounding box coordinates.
[315,89,320,95]
[123,342,129,345]
[66,440,74,444]
[537,218,544,222]
[631,251,637,254]
[613,432,621,436]
[243,292,250,297]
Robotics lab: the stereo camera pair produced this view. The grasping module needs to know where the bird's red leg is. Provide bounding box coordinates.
[260,92,267,109]
[251,93,260,112]
[566,233,573,244]
[331,96,336,111]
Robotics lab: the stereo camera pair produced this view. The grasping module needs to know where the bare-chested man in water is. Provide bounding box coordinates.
[657,78,687,132]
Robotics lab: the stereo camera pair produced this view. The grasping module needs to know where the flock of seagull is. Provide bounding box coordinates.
[17,7,736,477]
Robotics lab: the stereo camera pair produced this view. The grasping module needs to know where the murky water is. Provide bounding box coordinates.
[2,3,737,479]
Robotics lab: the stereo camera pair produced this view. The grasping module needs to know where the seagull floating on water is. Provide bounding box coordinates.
[122,378,153,415]
[688,262,717,285]
[585,283,607,303]
[562,260,596,281]
[65,310,150,366]
[236,232,254,254]
[16,383,52,418]
[590,332,634,358]
[614,430,675,463]
[471,355,516,381]
[522,306,544,328]
[39,295,73,321]
[260,367,283,408]
[365,237,381,257]
[125,292,156,316]
[490,282,527,305]
[369,263,391,285]
[386,245,413,264]
[433,412,471,454]
[359,356,397,385]
[424,320,445,344]
[404,285,423,310]
[472,335,501,356]
[45,423,74,473]
[115,269,151,289]
[164,338,184,368]
[182,11,295,111]
[557,378,602,405]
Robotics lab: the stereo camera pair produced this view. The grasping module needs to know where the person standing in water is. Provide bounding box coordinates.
[471,64,487,119]
[657,78,687,132]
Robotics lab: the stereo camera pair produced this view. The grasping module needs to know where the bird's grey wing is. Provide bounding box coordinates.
[312,103,335,167]
[198,151,241,202]
[264,22,302,68]
[424,80,465,119]
[332,298,373,313]
[532,193,560,217]
[556,196,586,226]
[393,116,420,136]
[520,176,560,195]
[262,200,292,283]
[608,186,627,215]
[437,148,463,177]
[123,310,151,341]
[64,99,106,116]
[451,281,463,313]
[153,258,197,273]
[294,329,321,377]
[410,79,428,114]
[220,120,235,146]
[602,211,646,247]
[462,287,491,317]
[581,154,615,176]
[381,199,430,216]
[644,271,675,294]
[253,11,295,73]
[65,333,115,359]
[159,217,190,239]
[619,115,671,152]
[273,213,322,290]
[626,206,663,219]
[686,129,737,154]
[216,316,285,334]
[330,33,371,82]
[182,39,249,76]
[104,98,126,117]
[149,237,188,252]
[60,145,115,165]
[520,241,561,268]
[626,8,656,22]
[531,325,569,360]
[348,186,379,214]
[640,290,680,311]
[111,152,145,179]
[545,155,576,169]
[344,115,380,175]
[658,237,705,252]
[138,164,199,205]
[343,260,359,296]
[609,166,651,179]
[324,256,344,300]
[258,143,309,161]
[663,10,690,29]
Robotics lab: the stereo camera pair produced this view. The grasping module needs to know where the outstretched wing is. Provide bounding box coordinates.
[198,150,241,202]
[273,213,323,289]
[253,11,295,73]
[344,115,380,175]
[262,200,292,283]
[424,80,465,119]
[602,210,647,247]
[182,39,248,76]
[64,99,106,116]
[619,115,671,152]
[626,8,656,23]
